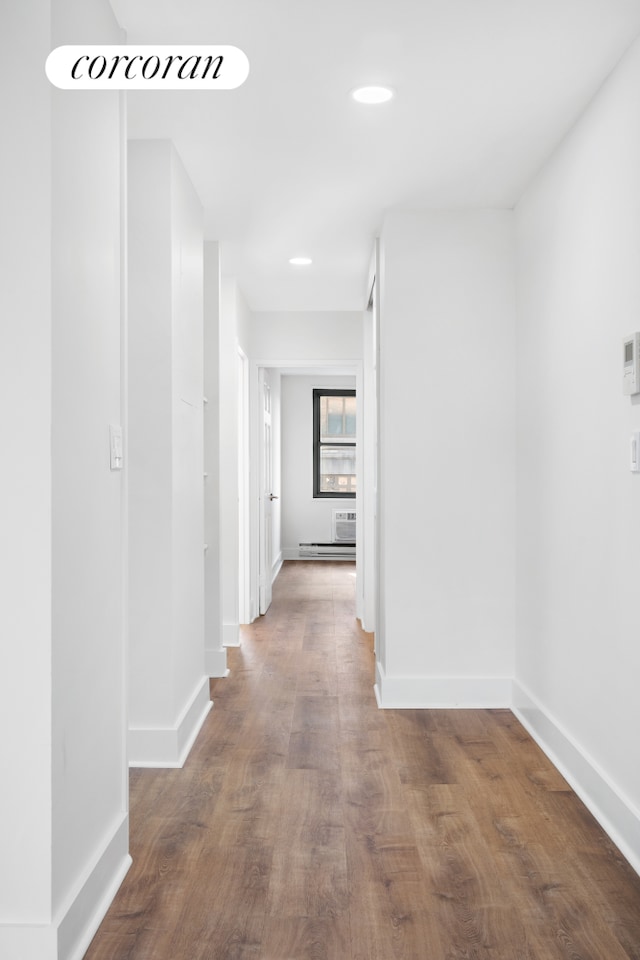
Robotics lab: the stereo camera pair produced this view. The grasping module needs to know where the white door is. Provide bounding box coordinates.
[259,368,275,614]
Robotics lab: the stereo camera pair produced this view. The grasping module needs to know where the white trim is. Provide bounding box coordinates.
[252,357,363,371]
[249,358,363,623]
[0,926,56,959]
[513,681,640,876]
[238,345,251,625]
[222,621,240,647]
[271,551,283,584]
[374,660,511,708]
[0,815,132,960]
[128,676,212,768]
[206,646,229,677]
[58,814,131,960]
[282,549,360,561]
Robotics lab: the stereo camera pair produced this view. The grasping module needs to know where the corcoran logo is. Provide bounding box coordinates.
[45,45,249,90]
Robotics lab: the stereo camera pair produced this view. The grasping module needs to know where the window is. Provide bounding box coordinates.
[313,389,356,498]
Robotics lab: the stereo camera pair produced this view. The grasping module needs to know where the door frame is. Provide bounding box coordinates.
[257,366,274,615]
[238,346,251,625]
[248,357,367,622]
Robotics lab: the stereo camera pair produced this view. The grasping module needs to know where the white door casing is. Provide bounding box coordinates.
[259,367,274,614]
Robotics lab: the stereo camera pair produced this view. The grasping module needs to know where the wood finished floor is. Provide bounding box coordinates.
[86,560,640,960]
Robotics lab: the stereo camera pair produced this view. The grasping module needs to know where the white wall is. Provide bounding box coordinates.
[1,1,131,956]
[361,290,378,634]
[514,34,640,871]
[219,278,250,643]
[377,210,516,708]
[204,243,226,675]
[51,41,126,947]
[251,311,362,364]
[280,374,357,556]
[236,278,252,356]
[128,140,211,766]
[1,1,54,931]
[170,146,207,722]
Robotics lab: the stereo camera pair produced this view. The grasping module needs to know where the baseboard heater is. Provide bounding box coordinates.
[299,542,356,559]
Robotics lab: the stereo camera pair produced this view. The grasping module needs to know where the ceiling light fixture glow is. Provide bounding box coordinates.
[289,256,312,265]
[351,85,394,104]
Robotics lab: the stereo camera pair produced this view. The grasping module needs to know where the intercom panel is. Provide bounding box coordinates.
[623,333,640,396]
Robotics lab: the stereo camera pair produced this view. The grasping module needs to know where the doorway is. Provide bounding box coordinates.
[247,360,371,626]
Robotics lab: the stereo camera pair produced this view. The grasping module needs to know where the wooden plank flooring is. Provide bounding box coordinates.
[85,560,640,959]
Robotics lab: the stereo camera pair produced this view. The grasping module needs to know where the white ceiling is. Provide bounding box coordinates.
[110,0,640,312]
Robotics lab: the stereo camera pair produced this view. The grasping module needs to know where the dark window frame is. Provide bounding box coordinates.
[312,388,356,499]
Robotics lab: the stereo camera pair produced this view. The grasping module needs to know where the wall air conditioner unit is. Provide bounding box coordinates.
[332,509,356,543]
[298,510,356,560]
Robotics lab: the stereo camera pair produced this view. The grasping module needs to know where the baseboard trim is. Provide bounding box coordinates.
[271,552,283,584]
[0,815,131,960]
[206,646,228,678]
[281,551,356,562]
[0,925,57,959]
[222,621,240,648]
[128,675,212,768]
[58,813,131,960]
[374,660,512,709]
[512,681,640,876]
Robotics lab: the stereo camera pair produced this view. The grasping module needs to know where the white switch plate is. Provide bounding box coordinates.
[109,424,123,470]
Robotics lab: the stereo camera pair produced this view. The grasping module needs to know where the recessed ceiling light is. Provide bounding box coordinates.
[289,256,312,266]
[351,85,394,104]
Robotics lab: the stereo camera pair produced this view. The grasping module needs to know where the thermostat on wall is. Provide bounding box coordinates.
[623,333,640,395]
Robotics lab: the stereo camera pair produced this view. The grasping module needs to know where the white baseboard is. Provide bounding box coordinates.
[374,660,512,709]
[58,814,131,960]
[129,675,212,768]
[359,614,374,634]
[512,681,640,876]
[0,925,57,959]
[271,552,283,583]
[222,621,240,648]
[281,549,356,562]
[0,815,131,960]
[206,646,228,678]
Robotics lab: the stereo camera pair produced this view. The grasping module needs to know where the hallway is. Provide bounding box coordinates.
[86,561,640,960]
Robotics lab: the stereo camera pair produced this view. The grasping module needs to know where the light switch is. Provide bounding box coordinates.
[110,424,123,470]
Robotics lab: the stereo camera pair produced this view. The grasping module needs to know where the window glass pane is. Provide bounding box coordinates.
[327,412,343,435]
[344,396,356,436]
[319,445,356,493]
[320,395,356,442]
